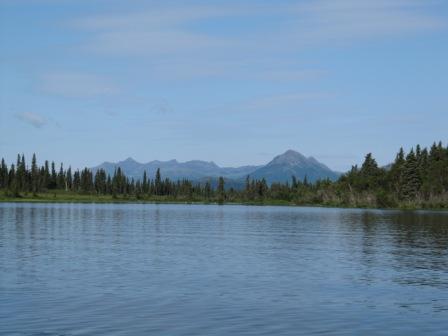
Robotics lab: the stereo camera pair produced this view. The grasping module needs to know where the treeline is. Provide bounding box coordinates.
[0,154,222,201]
[337,142,448,208]
[1,142,448,209]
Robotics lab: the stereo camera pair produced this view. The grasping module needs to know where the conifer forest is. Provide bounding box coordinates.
[1,142,447,209]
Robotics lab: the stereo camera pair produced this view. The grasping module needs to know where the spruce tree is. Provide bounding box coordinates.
[15,154,26,191]
[66,167,73,191]
[142,171,149,194]
[400,150,421,200]
[31,154,39,193]
[387,147,405,195]
[204,181,212,199]
[155,168,161,195]
[0,158,8,189]
[217,176,225,202]
[49,162,57,189]
[359,153,381,190]
[8,164,19,196]
[73,170,81,192]
[44,161,50,189]
[57,163,65,190]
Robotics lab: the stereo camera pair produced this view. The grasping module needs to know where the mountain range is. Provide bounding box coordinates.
[92,150,340,186]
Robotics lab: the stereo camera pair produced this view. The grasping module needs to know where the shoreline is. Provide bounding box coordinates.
[1,194,446,212]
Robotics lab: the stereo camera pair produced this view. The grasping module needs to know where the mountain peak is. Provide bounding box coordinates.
[284,149,300,155]
[268,150,307,166]
[250,149,340,184]
[283,149,307,159]
[122,157,138,164]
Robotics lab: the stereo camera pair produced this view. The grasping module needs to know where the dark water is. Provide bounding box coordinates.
[1,203,448,335]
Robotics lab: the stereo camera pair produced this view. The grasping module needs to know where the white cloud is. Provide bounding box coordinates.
[73,5,238,56]
[15,112,47,128]
[143,58,326,81]
[66,0,445,82]
[72,1,445,56]
[40,72,118,98]
[73,6,235,31]
[83,30,226,56]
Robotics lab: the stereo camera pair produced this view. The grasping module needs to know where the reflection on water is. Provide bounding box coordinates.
[1,203,447,335]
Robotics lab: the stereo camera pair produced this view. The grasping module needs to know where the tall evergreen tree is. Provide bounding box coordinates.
[142,171,149,194]
[66,167,73,191]
[49,161,57,189]
[73,170,81,191]
[204,181,212,199]
[15,154,26,191]
[31,154,39,193]
[359,153,382,190]
[388,147,405,194]
[43,161,50,189]
[0,158,8,189]
[57,163,65,190]
[217,176,225,202]
[155,168,161,195]
[400,150,421,200]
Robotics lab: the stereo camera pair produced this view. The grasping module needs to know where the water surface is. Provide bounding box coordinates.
[1,203,448,335]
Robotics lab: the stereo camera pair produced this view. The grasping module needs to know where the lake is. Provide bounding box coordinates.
[1,203,447,335]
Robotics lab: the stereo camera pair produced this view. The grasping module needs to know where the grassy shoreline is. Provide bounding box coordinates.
[0,193,294,206]
[1,191,446,211]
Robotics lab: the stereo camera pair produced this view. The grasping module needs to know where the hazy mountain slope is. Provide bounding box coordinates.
[91,150,340,184]
[249,150,340,184]
[92,158,260,181]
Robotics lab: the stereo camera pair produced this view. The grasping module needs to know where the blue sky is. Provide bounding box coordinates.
[1,0,447,171]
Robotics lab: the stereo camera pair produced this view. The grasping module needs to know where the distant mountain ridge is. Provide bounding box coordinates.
[92,150,340,185]
[93,157,261,182]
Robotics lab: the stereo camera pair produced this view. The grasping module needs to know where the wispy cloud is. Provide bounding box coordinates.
[72,1,445,55]
[242,92,335,111]
[15,112,47,128]
[40,72,118,98]
[196,91,334,120]
[73,6,235,56]
[254,69,326,82]
[289,0,445,45]
[67,0,445,82]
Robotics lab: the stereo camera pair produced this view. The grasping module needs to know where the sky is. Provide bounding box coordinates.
[1,0,447,172]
